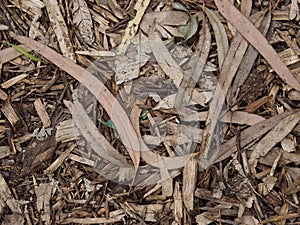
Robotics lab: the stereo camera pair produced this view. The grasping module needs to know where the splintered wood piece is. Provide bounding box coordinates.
[182,157,197,210]
[34,98,51,128]
[0,89,8,100]
[0,146,11,159]
[61,217,121,224]
[0,174,22,214]
[173,181,183,223]
[44,143,76,174]
[1,73,28,89]
[44,0,75,61]
[1,101,20,128]
[194,188,240,207]
[245,95,272,113]
[21,135,57,176]
[35,183,52,224]
[117,0,151,55]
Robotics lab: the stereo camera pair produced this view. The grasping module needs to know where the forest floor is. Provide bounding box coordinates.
[0,0,300,224]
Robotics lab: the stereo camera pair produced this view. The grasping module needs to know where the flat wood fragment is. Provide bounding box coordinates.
[1,101,20,127]
[0,174,22,214]
[34,98,51,128]
[1,73,28,89]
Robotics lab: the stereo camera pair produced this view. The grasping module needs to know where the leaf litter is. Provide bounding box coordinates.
[0,0,300,224]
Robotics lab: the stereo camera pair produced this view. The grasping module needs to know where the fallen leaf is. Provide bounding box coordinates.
[214,0,300,91]
[204,8,229,68]
[13,35,140,170]
[249,112,300,172]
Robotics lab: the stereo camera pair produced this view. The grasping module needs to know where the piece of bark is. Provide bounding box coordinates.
[21,134,57,176]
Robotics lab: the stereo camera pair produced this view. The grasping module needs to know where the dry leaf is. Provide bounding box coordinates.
[249,112,300,172]
[114,34,151,84]
[174,19,211,107]
[149,32,185,87]
[201,10,265,159]
[64,100,129,166]
[204,8,229,68]
[206,109,300,167]
[214,0,300,91]
[140,11,189,35]
[229,11,271,103]
[14,35,140,170]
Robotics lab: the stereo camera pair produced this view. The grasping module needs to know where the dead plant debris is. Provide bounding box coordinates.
[0,0,300,224]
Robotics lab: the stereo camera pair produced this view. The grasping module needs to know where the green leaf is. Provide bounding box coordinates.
[6,42,48,64]
[178,16,198,41]
[98,117,116,129]
[172,3,198,41]
[172,2,189,12]
[140,109,148,120]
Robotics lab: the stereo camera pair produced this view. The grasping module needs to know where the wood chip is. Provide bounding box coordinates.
[44,0,75,61]
[34,98,51,128]
[1,101,20,128]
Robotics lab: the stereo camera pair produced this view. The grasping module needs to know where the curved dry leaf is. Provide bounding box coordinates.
[178,16,198,41]
[175,19,211,107]
[249,112,300,171]
[149,32,185,87]
[172,2,198,40]
[140,11,189,34]
[44,0,75,61]
[72,0,94,44]
[201,11,265,159]
[205,8,229,68]
[14,35,194,171]
[214,0,300,91]
[14,34,139,169]
[205,109,300,167]
[64,100,129,166]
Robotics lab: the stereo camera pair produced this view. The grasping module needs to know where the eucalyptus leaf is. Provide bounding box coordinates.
[172,2,189,12]
[178,16,198,40]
